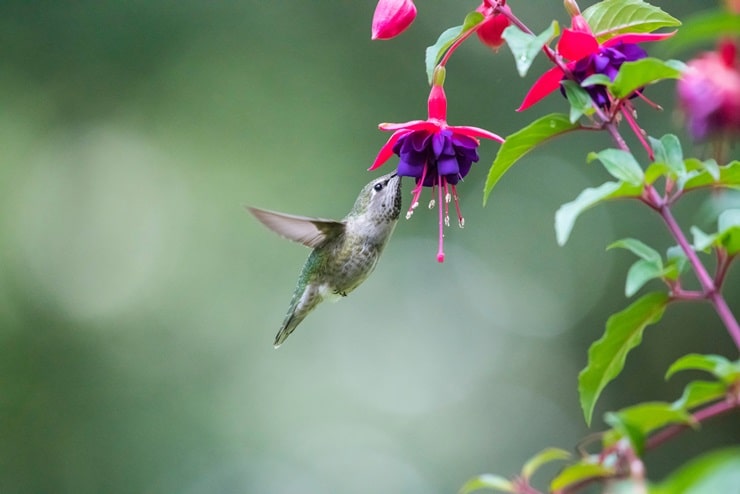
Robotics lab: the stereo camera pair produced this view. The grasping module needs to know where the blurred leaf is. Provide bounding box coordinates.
[459,474,515,494]
[580,74,612,87]
[690,226,715,252]
[663,246,689,281]
[604,413,647,454]
[555,181,642,246]
[484,113,579,204]
[609,58,684,99]
[606,402,694,453]
[718,209,740,255]
[683,160,740,192]
[673,380,727,411]
[562,80,593,123]
[582,0,680,42]
[608,239,667,296]
[651,447,740,494]
[644,162,674,184]
[521,447,571,480]
[666,353,740,383]
[690,210,740,255]
[649,134,685,176]
[658,10,740,56]
[503,21,559,77]
[587,149,645,185]
[608,238,662,263]
[624,259,664,297]
[550,462,614,491]
[579,292,670,426]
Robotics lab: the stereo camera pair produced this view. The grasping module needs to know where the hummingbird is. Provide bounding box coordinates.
[247,172,402,348]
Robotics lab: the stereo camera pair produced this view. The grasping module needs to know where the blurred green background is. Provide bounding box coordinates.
[0,1,737,493]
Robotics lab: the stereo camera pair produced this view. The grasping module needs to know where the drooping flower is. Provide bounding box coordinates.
[677,39,740,141]
[518,15,674,111]
[476,2,511,51]
[370,79,504,262]
[371,0,417,40]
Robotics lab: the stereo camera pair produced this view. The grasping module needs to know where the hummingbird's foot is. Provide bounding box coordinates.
[333,289,348,297]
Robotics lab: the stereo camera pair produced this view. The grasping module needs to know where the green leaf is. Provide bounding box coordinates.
[624,259,664,297]
[718,209,740,255]
[580,74,612,88]
[610,58,684,99]
[690,226,715,252]
[484,114,580,204]
[550,462,614,491]
[521,447,571,480]
[426,26,463,84]
[607,239,666,296]
[673,380,727,411]
[603,414,647,454]
[503,21,559,78]
[555,181,642,246]
[578,292,670,426]
[562,80,593,123]
[652,447,740,494]
[649,134,685,176]
[644,162,674,185]
[699,159,720,181]
[425,12,485,83]
[690,210,740,255]
[683,160,740,192]
[665,353,739,383]
[587,149,645,185]
[606,402,694,455]
[459,474,515,494]
[582,0,681,42]
[607,238,661,263]
[658,10,740,56]
[663,246,689,281]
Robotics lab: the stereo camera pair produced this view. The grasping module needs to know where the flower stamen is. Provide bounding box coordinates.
[437,178,445,263]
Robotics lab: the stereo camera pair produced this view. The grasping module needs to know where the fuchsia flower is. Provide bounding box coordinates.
[677,39,740,140]
[518,15,674,111]
[371,0,417,40]
[476,2,511,51]
[370,82,504,262]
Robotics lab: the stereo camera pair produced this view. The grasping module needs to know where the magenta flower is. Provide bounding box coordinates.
[371,0,417,40]
[370,83,503,262]
[518,15,674,111]
[476,2,511,51]
[677,40,740,140]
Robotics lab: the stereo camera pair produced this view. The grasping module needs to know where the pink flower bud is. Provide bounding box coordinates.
[570,14,592,35]
[475,5,511,51]
[371,0,417,40]
[564,0,581,18]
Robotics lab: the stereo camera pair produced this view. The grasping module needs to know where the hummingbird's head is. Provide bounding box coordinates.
[350,172,402,223]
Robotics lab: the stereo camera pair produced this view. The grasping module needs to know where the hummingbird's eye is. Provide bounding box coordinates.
[373,182,383,191]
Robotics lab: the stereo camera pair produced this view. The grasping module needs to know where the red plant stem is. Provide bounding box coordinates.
[646,398,738,451]
[439,22,480,68]
[604,119,740,351]
[647,185,740,350]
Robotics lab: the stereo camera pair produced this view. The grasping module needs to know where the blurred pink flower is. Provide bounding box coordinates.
[677,40,740,140]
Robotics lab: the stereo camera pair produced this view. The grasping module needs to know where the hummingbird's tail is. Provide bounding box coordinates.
[273,285,321,348]
[274,312,305,348]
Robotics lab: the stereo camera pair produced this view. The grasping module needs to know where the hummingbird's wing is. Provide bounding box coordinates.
[247,206,345,248]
